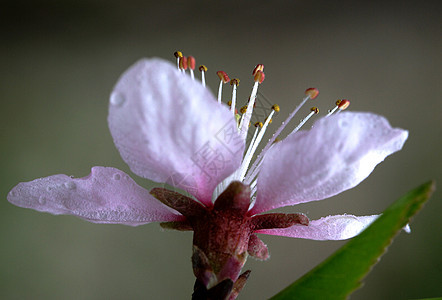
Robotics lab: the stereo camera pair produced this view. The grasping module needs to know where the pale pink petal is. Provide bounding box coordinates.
[256,214,379,240]
[108,58,244,206]
[7,167,183,226]
[251,112,408,214]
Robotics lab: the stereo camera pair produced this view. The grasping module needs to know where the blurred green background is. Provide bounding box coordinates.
[1,0,441,299]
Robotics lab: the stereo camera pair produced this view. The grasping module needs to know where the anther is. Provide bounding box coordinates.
[305,88,319,99]
[338,99,350,110]
[327,99,350,116]
[187,56,195,70]
[252,64,264,76]
[240,106,247,114]
[217,71,230,83]
[272,104,280,112]
[230,78,240,86]
[198,65,207,87]
[216,71,230,104]
[174,51,183,69]
[311,106,319,114]
[179,56,187,71]
[254,70,265,83]
[187,56,196,80]
[254,122,263,128]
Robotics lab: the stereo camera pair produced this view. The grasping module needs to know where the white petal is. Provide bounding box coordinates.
[108,58,245,206]
[251,112,408,214]
[256,214,379,240]
[8,167,183,226]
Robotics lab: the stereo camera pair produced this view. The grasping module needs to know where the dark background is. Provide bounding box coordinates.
[1,0,441,299]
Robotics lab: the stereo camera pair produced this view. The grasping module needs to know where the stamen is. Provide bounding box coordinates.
[199,65,207,87]
[239,105,277,181]
[230,78,240,115]
[239,69,265,140]
[337,99,350,113]
[238,105,247,130]
[326,99,350,116]
[250,178,257,191]
[305,87,319,99]
[187,56,196,80]
[252,64,264,75]
[272,104,280,112]
[216,71,230,104]
[179,56,187,72]
[327,100,341,116]
[174,51,183,69]
[291,107,319,134]
[244,88,318,184]
[246,158,264,191]
[250,178,258,197]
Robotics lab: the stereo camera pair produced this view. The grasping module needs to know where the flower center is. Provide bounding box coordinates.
[173,51,350,204]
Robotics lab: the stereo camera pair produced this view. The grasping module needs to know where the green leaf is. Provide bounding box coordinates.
[270,181,435,300]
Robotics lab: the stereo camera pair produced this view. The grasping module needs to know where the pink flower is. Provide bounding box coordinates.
[8,58,408,299]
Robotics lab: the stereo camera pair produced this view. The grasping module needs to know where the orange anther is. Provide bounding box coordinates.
[217,71,230,83]
[252,64,264,75]
[198,65,207,72]
[310,107,319,114]
[254,122,263,128]
[305,88,319,99]
[338,99,350,110]
[254,70,265,83]
[271,104,280,112]
[179,56,187,70]
[187,56,195,70]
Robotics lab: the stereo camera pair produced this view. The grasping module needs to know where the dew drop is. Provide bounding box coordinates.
[110,92,125,107]
[38,196,47,205]
[64,181,76,190]
[113,173,121,180]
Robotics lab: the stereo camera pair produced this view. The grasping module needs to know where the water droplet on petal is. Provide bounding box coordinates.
[110,92,125,107]
[38,196,47,205]
[113,173,121,180]
[64,181,76,190]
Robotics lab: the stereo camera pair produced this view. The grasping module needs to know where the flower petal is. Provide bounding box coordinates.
[256,214,379,240]
[108,58,244,206]
[251,112,408,214]
[7,167,183,226]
